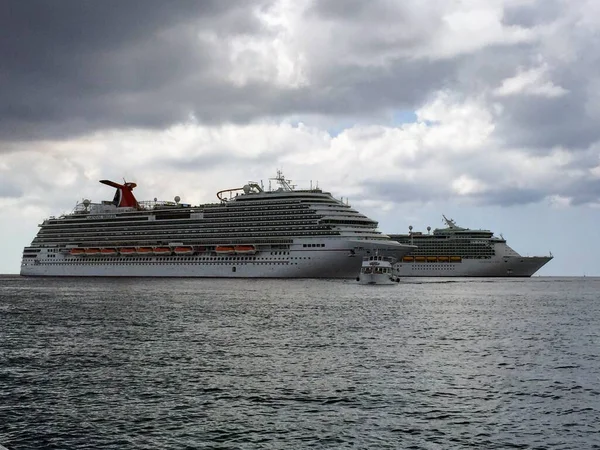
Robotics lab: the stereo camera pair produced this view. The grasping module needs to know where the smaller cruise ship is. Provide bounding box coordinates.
[389,216,553,277]
[356,253,400,285]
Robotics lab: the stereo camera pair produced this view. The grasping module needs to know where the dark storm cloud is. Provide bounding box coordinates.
[0,0,459,142]
[0,0,268,140]
[489,47,600,151]
[470,187,547,207]
[562,178,600,206]
[494,93,600,150]
[2,0,600,188]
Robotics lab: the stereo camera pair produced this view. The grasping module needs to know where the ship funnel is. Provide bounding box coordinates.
[99,179,140,208]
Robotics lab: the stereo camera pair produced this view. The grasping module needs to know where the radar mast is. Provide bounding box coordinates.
[442,215,457,228]
[270,170,296,191]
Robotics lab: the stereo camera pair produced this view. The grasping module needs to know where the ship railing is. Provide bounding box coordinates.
[137,200,178,210]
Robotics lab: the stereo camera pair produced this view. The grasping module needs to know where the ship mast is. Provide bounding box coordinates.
[270,170,295,191]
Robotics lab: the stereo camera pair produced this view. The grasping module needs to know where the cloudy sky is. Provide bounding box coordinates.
[2,0,599,275]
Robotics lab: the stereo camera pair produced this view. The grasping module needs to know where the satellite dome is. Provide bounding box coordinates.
[243,184,251,194]
[82,199,91,207]
[174,196,180,203]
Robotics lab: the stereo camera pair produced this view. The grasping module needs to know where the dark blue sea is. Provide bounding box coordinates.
[1,276,599,449]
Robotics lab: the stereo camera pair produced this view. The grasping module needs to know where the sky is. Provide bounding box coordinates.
[1,0,599,276]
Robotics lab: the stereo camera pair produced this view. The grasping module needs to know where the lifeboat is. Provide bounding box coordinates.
[414,256,426,262]
[100,248,118,256]
[450,256,462,262]
[136,247,153,255]
[119,247,136,256]
[427,256,437,262]
[234,245,256,254]
[174,246,194,255]
[215,246,235,254]
[153,247,172,255]
[70,248,86,256]
[402,256,414,262]
[85,248,100,256]
[438,256,449,262]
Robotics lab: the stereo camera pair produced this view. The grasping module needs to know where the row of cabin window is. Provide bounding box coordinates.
[40,256,313,263]
[38,260,309,265]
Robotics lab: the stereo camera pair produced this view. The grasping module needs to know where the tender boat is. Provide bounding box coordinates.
[356,253,400,285]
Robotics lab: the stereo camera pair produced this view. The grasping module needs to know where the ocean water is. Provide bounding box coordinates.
[0,276,599,450]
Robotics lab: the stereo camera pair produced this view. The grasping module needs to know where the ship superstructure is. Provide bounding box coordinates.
[20,172,415,278]
[389,215,553,277]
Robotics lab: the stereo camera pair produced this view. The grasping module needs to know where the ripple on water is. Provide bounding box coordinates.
[0,276,599,449]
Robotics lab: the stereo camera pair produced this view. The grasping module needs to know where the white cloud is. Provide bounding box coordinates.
[416,91,495,151]
[2,90,589,216]
[452,174,487,195]
[494,63,568,97]
[432,3,535,59]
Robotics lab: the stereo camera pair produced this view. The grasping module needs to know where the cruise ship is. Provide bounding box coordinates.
[389,216,553,277]
[20,172,415,278]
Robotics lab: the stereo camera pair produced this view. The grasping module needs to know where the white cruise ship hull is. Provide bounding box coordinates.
[394,256,552,277]
[21,240,413,279]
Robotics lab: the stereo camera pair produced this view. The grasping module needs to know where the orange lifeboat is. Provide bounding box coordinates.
[450,256,462,262]
[402,256,414,262]
[136,247,153,255]
[234,245,256,254]
[101,248,118,256]
[438,256,449,262]
[153,247,172,255]
[174,246,194,255]
[70,248,86,256]
[427,256,437,262]
[120,247,136,256]
[85,248,100,256]
[215,246,235,254]
[414,256,426,262]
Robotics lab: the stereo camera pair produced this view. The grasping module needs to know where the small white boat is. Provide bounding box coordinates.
[356,253,400,285]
